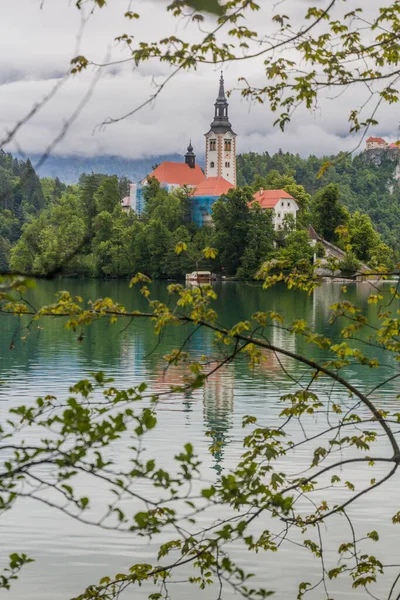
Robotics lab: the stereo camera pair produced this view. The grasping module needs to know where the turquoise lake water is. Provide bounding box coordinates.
[0,280,399,599]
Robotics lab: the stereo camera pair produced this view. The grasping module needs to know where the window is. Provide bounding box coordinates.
[277,212,281,218]
[287,202,291,207]
[225,161,230,168]
[209,139,216,151]
[210,161,215,168]
[224,139,232,151]
[281,201,284,207]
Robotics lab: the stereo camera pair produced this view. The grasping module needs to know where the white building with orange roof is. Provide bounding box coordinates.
[142,142,206,191]
[250,189,299,230]
[122,142,206,215]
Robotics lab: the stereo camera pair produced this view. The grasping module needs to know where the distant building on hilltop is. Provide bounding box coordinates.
[250,189,299,230]
[365,136,400,151]
[366,136,388,150]
[122,74,237,224]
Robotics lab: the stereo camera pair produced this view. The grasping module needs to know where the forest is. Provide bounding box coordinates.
[0,148,398,279]
[238,149,400,248]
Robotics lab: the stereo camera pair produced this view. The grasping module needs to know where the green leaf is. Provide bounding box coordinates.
[201,486,216,499]
[183,0,224,15]
[175,242,187,255]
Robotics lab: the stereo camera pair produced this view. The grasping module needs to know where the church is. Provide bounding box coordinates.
[122,74,237,226]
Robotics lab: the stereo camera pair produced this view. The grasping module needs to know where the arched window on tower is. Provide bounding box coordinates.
[210,161,215,169]
[224,139,232,151]
[209,139,216,151]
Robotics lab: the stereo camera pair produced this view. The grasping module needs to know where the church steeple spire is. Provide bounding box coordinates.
[205,74,237,186]
[185,139,196,169]
[217,71,226,100]
[209,72,234,134]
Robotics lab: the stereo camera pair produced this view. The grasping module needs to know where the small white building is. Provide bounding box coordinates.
[250,189,299,230]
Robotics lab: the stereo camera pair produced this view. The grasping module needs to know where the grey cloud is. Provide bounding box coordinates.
[0,0,397,160]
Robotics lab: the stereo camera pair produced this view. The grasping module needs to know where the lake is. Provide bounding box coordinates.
[0,279,399,600]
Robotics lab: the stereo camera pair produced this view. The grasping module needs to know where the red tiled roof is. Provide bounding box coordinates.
[389,142,400,148]
[191,177,234,197]
[366,136,386,143]
[146,162,205,186]
[250,189,295,209]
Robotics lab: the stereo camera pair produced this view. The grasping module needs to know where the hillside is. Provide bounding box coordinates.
[0,150,53,270]
[2,147,400,275]
[27,153,190,184]
[237,149,400,248]
[29,148,400,247]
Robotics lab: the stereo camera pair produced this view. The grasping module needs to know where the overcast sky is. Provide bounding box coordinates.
[0,0,398,160]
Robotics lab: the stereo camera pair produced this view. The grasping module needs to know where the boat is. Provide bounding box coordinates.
[185,270,216,283]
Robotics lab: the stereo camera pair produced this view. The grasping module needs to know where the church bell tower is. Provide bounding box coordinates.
[184,140,196,169]
[205,73,237,185]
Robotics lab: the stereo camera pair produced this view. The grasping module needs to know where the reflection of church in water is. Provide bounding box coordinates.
[203,364,235,474]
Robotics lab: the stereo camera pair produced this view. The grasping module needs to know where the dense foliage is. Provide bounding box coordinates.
[3,147,398,278]
[0,151,65,270]
[238,150,400,249]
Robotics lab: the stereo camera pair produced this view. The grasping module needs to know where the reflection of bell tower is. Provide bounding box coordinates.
[205,73,237,185]
[203,364,235,473]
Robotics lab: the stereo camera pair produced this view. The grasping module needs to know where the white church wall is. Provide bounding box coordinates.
[272,198,299,230]
[205,130,236,185]
[205,136,218,178]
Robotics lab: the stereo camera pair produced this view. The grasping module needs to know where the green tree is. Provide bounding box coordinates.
[92,206,137,277]
[162,225,192,278]
[237,203,274,279]
[10,191,87,275]
[338,251,361,277]
[0,209,21,243]
[41,176,66,204]
[142,176,168,219]
[212,187,253,275]
[94,176,121,214]
[0,236,10,270]
[79,173,107,223]
[118,176,131,199]
[312,184,349,243]
[15,159,45,214]
[348,211,382,263]
[274,229,314,267]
